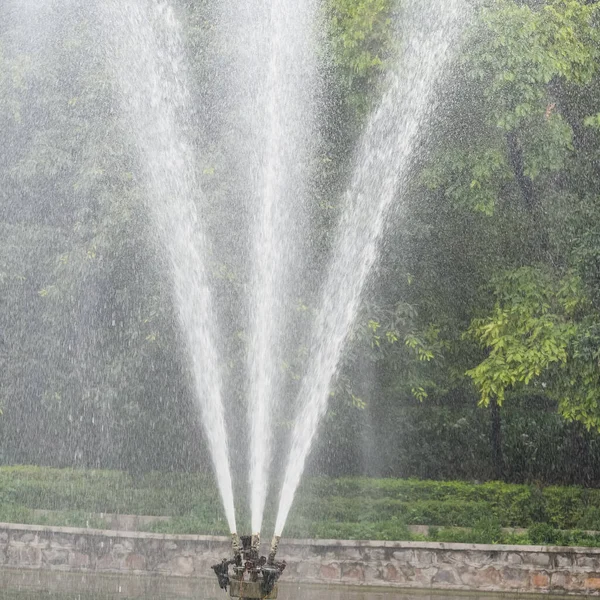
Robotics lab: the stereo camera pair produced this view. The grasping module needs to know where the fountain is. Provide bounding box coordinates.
[4,0,464,593]
[102,0,464,586]
[206,3,465,591]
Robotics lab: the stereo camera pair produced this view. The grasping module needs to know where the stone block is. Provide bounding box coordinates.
[33,538,49,550]
[68,551,90,568]
[568,571,588,590]
[341,563,365,582]
[505,552,523,565]
[112,541,134,555]
[42,548,69,566]
[19,534,36,544]
[155,561,172,575]
[366,548,386,562]
[501,567,529,589]
[10,545,41,567]
[124,553,146,571]
[147,539,163,551]
[466,551,494,566]
[458,566,501,588]
[480,566,502,586]
[319,563,341,580]
[576,555,600,569]
[178,542,196,557]
[414,567,437,586]
[96,554,120,571]
[383,564,399,582]
[551,571,571,590]
[385,562,416,582]
[400,565,416,582]
[75,536,92,553]
[6,546,19,566]
[555,553,574,568]
[414,549,436,565]
[279,560,297,577]
[296,560,317,579]
[294,545,312,560]
[364,564,382,582]
[50,535,74,549]
[172,556,194,576]
[526,552,551,567]
[529,571,550,589]
[585,575,600,591]
[191,554,209,572]
[392,549,413,563]
[338,547,363,561]
[432,567,458,585]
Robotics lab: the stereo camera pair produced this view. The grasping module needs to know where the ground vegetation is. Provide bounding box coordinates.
[4,467,600,546]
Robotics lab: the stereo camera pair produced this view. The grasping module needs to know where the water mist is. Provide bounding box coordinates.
[274,0,465,536]
[103,0,236,533]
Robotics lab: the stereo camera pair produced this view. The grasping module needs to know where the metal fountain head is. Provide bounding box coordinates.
[212,533,286,598]
[268,535,280,564]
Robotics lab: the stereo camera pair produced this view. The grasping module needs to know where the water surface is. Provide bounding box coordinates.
[1,570,559,600]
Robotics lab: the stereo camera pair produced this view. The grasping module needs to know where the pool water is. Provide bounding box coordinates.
[0,570,557,600]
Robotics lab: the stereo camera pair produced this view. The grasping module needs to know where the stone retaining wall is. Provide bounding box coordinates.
[1,522,600,595]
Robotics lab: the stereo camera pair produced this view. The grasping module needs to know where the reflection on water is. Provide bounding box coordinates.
[0,570,558,600]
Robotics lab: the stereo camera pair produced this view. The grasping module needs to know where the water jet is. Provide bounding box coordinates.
[103,0,237,535]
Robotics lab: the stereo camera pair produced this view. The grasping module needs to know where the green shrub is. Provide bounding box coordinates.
[472,517,503,544]
[542,486,586,529]
[2,466,600,546]
[0,503,33,524]
[528,523,563,545]
[577,506,600,531]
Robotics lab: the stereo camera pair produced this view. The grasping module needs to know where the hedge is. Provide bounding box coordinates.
[2,466,600,535]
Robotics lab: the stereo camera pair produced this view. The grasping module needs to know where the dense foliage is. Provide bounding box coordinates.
[4,467,600,545]
[1,0,600,493]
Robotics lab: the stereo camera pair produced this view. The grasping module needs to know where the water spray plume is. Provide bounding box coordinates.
[274,0,465,537]
[220,0,318,535]
[103,0,236,534]
[244,9,318,534]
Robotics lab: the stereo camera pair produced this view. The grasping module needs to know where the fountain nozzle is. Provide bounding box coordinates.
[231,532,241,560]
[268,535,280,564]
[213,533,285,597]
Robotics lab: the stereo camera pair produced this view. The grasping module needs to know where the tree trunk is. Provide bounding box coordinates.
[506,130,549,259]
[490,398,505,480]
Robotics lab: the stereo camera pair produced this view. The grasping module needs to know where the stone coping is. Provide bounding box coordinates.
[2,521,600,554]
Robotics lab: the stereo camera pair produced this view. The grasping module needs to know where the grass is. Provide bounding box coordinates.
[2,466,600,546]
